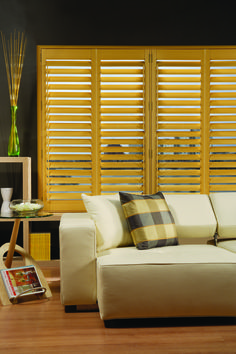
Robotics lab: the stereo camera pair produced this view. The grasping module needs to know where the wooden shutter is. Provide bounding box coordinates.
[38,46,236,213]
[209,50,236,192]
[38,47,148,212]
[98,49,147,195]
[38,48,94,212]
[155,50,203,193]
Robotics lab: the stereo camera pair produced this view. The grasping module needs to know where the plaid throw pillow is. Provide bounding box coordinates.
[119,192,178,250]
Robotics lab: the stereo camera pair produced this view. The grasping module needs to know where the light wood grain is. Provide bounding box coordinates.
[1,263,236,353]
[0,156,31,199]
[0,157,31,252]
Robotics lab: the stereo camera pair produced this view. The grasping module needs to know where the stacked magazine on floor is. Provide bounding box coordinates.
[0,265,46,304]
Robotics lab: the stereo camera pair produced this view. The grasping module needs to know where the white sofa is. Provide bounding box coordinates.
[59,192,236,322]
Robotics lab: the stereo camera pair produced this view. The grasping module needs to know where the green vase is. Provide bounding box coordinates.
[8,105,20,157]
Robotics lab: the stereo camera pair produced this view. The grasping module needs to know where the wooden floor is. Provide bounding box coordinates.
[1,263,236,354]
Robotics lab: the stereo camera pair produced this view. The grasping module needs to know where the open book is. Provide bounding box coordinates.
[0,265,45,303]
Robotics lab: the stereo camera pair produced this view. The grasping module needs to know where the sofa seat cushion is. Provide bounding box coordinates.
[210,192,236,238]
[217,240,236,253]
[97,245,236,320]
[164,194,217,239]
[97,244,236,265]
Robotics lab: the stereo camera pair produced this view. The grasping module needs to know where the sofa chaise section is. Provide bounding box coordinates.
[97,245,236,320]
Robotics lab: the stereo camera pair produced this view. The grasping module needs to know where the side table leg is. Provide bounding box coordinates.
[23,220,30,252]
[5,219,20,268]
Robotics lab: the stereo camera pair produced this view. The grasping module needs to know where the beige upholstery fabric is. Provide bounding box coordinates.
[97,244,236,266]
[97,245,236,320]
[210,192,236,238]
[216,240,236,253]
[59,213,97,306]
[164,194,217,238]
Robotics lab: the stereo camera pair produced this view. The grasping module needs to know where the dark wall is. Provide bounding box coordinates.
[0,0,236,200]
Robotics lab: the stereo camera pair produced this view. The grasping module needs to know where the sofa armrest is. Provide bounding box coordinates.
[59,213,97,306]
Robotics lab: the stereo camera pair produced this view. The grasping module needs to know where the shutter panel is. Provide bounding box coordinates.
[38,48,148,212]
[209,50,236,191]
[98,50,147,194]
[156,50,203,193]
[40,49,93,212]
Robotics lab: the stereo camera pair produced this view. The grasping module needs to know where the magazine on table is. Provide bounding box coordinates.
[0,265,45,303]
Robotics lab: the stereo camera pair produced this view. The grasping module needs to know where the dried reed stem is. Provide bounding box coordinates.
[1,31,27,107]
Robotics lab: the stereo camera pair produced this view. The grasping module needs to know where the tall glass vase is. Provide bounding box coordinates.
[8,105,20,157]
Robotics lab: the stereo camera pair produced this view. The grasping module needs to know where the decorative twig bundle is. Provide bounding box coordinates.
[1,31,27,106]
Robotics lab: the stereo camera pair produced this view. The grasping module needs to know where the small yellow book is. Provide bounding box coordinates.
[29,233,51,261]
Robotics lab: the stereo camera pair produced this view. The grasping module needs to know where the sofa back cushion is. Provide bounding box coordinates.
[81,193,133,252]
[209,192,236,238]
[163,194,217,239]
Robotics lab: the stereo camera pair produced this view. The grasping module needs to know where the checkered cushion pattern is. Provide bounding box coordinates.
[119,192,178,250]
